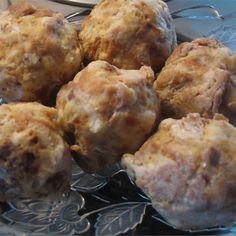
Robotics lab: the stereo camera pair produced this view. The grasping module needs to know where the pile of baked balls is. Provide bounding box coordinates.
[0,0,235,231]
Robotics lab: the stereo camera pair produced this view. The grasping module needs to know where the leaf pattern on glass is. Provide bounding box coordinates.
[2,191,90,235]
[71,161,108,193]
[205,25,236,51]
[0,222,32,235]
[95,202,147,236]
[171,5,221,20]
[3,210,37,224]
[94,163,123,179]
[0,97,7,105]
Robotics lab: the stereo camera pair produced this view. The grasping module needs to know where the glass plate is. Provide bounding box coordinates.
[50,0,98,8]
[168,0,236,51]
[0,0,8,12]
[1,1,236,235]
[0,161,235,236]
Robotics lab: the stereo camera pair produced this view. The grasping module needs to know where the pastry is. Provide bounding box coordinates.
[0,1,83,104]
[122,113,236,230]
[56,60,160,172]
[0,102,71,201]
[79,0,176,71]
[154,38,236,122]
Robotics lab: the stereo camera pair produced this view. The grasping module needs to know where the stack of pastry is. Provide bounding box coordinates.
[123,38,236,229]
[0,0,169,199]
[0,0,83,200]
[0,0,236,232]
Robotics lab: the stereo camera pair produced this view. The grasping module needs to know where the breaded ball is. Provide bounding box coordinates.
[0,102,71,201]
[56,60,160,172]
[0,1,83,104]
[154,38,236,122]
[79,0,176,70]
[122,113,236,230]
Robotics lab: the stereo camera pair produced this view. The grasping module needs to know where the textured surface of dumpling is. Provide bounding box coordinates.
[57,60,160,172]
[0,102,71,201]
[0,1,83,104]
[79,0,176,70]
[122,113,236,230]
[154,38,236,122]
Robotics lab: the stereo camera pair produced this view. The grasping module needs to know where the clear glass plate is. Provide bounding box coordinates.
[0,161,234,236]
[50,0,99,8]
[168,0,236,51]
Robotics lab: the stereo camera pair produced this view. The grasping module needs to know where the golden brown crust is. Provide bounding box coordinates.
[8,0,53,18]
[0,1,83,104]
[154,38,236,121]
[79,0,176,70]
[56,60,160,172]
[122,113,236,229]
[0,102,71,201]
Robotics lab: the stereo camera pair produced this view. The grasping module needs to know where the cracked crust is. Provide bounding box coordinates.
[56,60,160,172]
[0,1,83,104]
[154,38,236,122]
[0,102,71,201]
[79,0,176,70]
[122,113,236,230]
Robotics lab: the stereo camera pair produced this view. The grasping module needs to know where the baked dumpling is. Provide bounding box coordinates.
[154,38,236,122]
[0,102,71,201]
[79,0,176,71]
[122,113,236,230]
[0,1,83,104]
[56,60,160,172]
